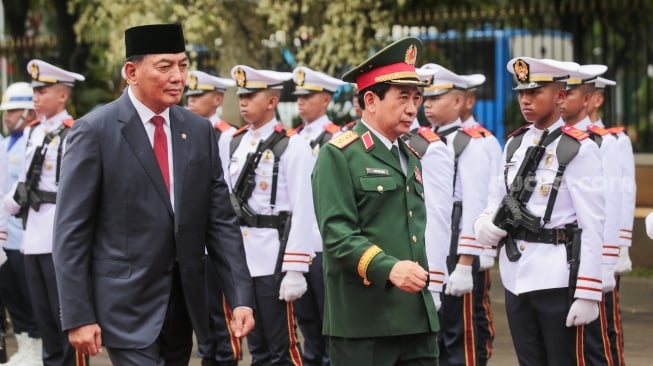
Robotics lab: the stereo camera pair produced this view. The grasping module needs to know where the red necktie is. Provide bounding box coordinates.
[151,116,170,193]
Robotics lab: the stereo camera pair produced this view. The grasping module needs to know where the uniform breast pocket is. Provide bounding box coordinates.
[531,168,557,205]
[359,176,397,194]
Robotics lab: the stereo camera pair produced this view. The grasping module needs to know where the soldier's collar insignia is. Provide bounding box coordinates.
[514,59,529,83]
[361,131,374,151]
[405,44,418,65]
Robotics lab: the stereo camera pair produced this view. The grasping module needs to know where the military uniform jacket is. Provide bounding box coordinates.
[228,119,317,276]
[0,133,26,250]
[311,121,439,338]
[20,110,71,254]
[484,119,604,301]
[210,114,236,184]
[577,117,622,264]
[598,119,636,248]
[440,119,489,258]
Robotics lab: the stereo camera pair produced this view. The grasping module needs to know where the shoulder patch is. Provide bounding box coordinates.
[507,123,531,139]
[417,126,440,143]
[232,124,249,137]
[588,125,609,136]
[461,126,483,138]
[561,126,589,141]
[62,119,75,128]
[214,120,232,132]
[361,131,375,151]
[607,126,625,134]
[28,118,41,127]
[329,130,359,149]
[324,122,341,134]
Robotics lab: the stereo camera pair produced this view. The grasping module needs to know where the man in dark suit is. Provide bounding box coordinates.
[52,23,255,366]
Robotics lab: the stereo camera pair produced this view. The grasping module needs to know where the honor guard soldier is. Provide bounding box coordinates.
[0,82,43,365]
[420,63,492,366]
[229,65,317,365]
[589,76,634,366]
[186,70,237,180]
[458,72,502,366]
[3,59,85,366]
[404,66,454,316]
[312,37,440,366]
[474,57,604,365]
[185,70,240,366]
[290,65,347,366]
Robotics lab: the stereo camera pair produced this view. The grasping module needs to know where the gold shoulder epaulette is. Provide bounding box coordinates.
[588,125,609,136]
[417,127,440,143]
[62,119,75,128]
[324,122,341,134]
[329,130,359,149]
[562,126,589,141]
[461,126,483,138]
[232,124,249,137]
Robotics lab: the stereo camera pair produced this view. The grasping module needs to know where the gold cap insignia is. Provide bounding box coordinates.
[405,45,418,65]
[29,63,40,81]
[188,74,198,90]
[296,69,305,87]
[514,59,529,83]
[235,67,246,87]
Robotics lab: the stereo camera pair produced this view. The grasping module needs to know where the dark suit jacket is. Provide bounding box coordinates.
[53,91,253,348]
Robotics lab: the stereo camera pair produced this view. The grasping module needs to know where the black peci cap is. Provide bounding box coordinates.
[125,23,186,58]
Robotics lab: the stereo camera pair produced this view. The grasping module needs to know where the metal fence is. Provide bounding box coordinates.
[394,0,652,150]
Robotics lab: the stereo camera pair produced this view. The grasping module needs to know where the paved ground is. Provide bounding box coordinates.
[4,269,652,365]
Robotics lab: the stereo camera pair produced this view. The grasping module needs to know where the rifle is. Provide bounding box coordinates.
[230,131,285,220]
[566,226,582,306]
[273,212,292,284]
[13,131,57,228]
[493,130,550,261]
[446,201,463,274]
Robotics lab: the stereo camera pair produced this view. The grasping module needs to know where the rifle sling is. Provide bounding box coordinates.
[542,134,581,225]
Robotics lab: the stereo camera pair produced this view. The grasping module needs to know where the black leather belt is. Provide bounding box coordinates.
[240,211,289,229]
[512,226,575,245]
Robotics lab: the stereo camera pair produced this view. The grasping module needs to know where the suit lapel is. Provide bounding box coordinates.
[118,94,173,214]
[169,106,189,216]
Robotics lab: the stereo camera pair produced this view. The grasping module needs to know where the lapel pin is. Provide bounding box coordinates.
[181,133,187,140]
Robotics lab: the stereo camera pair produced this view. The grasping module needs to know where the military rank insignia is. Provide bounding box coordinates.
[562,126,589,140]
[414,166,423,185]
[361,131,375,151]
[329,130,358,149]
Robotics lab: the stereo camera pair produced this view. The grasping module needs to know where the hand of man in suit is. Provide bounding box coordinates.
[230,307,255,338]
[68,323,103,356]
[389,260,428,293]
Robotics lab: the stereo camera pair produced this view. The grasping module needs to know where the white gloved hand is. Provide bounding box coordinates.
[429,291,442,311]
[3,182,21,215]
[474,215,507,247]
[565,299,599,327]
[614,247,632,275]
[445,264,473,296]
[601,264,616,292]
[479,255,495,270]
[646,212,653,239]
[278,270,307,302]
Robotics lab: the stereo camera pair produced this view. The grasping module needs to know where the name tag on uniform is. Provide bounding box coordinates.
[365,167,389,176]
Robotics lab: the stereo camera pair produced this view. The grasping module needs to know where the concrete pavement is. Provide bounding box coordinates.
[3,269,651,365]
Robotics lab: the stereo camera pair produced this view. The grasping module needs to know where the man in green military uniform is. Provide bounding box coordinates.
[311,37,440,366]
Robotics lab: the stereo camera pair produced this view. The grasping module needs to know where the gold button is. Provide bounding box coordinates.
[377,185,384,192]
[408,210,413,218]
[412,235,417,243]
[406,186,410,193]
[519,244,525,251]
[243,230,248,237]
